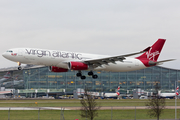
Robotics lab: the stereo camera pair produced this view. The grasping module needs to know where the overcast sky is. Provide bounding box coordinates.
[0,0,180,69]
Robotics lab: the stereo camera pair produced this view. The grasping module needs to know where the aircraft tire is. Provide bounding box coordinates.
[18,67,22,70]
[81,76,86,80]
[92,74,98,79]
[88,71,93,76]
[76,73,82,77]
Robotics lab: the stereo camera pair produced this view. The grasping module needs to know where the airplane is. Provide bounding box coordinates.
[87,91,101,97]
[2,80,24,87]
[103,86,120,99]
[0,72,11,83]
[2,39,175,80]
[159,86,179,99]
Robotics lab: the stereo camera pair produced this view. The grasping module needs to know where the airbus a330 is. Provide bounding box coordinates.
[2,39,174,80]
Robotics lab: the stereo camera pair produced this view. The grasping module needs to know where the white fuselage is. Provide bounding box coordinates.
[0,78,9,83]
[2,80,23,87]
[104,93,119,98]
[2,48,147,72]
[0,73,11,83]
[160,93,176,98]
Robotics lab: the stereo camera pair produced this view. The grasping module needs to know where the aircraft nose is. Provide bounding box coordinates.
[2,52,6,57]
[2,52,8,58]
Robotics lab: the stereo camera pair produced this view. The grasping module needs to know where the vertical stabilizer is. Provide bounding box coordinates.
[3,72,11,79]
[176,86,179,95]
[116,86,120,96]
[136,39,166,61]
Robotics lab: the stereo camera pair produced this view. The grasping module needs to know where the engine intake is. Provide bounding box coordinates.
[69,62,88,70]
[49,66,68,72]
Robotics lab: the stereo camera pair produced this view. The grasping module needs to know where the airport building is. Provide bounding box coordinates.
[0,65,180,96]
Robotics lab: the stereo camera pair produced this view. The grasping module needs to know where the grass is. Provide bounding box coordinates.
[0,99,180,119]
[0,99,180,107]
[0,109,180,120]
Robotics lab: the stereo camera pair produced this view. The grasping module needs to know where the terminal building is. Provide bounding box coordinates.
[0,65,180,97]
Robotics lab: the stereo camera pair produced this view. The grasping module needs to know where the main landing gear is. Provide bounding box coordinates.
[76,72,86,80]
[88,71,98,79]
[76,71,98,80]
[17,62,22,70]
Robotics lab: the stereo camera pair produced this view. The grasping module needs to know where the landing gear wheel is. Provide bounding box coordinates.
[92,74,98,79]
[88,71,93,76]
[76,73,82,77]
[18,66,22,70]
[81,76,86,80]
[17,62,22,70]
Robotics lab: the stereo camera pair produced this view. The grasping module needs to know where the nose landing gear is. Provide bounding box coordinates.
[17,62,22,70]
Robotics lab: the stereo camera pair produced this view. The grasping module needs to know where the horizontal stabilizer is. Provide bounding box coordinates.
[156,59,176,63]
[156,59,176,65]
[149,59,176,66]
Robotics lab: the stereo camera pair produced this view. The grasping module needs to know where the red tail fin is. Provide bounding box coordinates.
[176,86,179,95]
[3,72,11,79]
[116,86,120,96]
[136,39,166,61]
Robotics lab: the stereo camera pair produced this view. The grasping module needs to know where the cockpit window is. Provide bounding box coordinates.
[6,50,13,52]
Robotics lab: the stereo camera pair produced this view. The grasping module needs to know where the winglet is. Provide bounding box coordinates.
[142,47,151,52]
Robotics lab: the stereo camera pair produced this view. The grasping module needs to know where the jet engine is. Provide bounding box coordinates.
[49,66,68,72]
[68,62,88,70]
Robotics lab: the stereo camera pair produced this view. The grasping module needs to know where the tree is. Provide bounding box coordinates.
[145,83,166,120]
[80,87,101,120]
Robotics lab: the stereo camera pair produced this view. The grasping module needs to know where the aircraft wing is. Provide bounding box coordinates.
[83,47,151,67]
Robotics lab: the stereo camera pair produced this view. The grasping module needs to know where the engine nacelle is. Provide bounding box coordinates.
[69,62,89,70]
[49,66,68,72]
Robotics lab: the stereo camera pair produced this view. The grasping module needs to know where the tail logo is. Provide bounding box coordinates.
[176,86,179,96]
[146,47,159,61]
[116,86,120,96]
